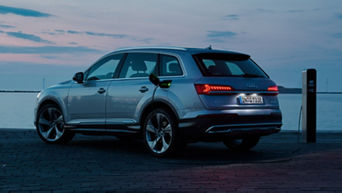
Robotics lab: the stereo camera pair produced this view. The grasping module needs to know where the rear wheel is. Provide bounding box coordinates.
[143,109,181,157]
[36,104,74,144]
[223,136,260,151]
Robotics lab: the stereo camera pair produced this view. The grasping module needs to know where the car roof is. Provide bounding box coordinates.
[113,46,249,56]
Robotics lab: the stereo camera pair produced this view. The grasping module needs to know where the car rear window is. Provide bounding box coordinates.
[193,53,268,78]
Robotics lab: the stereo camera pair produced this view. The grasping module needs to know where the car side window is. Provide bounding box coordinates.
[119,53,157,78]
[86,54,123,81]
[160,55,183,76]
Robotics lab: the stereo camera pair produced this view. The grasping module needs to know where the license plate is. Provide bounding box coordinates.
[238,95,263,104]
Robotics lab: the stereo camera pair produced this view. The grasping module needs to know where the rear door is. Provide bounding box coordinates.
[106,53,157,127]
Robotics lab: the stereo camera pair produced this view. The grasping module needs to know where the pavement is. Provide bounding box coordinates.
[0,129,342,193]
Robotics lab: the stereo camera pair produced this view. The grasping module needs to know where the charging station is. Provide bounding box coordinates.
[302,69,317,143]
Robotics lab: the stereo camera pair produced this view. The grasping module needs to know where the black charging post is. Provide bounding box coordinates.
[302,69,317,143]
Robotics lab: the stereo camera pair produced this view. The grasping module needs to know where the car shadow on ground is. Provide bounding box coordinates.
[65,134,310,166]
[13,130,338,172]
[2,129,342,174]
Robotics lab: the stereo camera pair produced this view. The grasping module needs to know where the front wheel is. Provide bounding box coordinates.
[36,104,74,144]
[223,136,260,151]
[143,109,181,157]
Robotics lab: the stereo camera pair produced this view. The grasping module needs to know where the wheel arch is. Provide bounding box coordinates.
[139,100,179,126]
[38,99,60,111]
[36,97,67,124]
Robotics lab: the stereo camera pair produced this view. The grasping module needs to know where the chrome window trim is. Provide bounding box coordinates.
[79,78,114,84]
[118,50,187,78]
[88,75,186,82]
[83,50,187,82]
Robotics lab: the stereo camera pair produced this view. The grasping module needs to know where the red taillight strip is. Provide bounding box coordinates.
[266,85,279,95]
[195,84,233,95]
[195,84,279,95]
[267,86,279,92]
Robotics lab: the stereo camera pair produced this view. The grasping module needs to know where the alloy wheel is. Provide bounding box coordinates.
[38,107,65,142]
[145,112,173,154]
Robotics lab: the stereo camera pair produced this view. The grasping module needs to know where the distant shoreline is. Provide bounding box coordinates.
[279,92,342,94]
[0,90,40,93]
[278,86,342,94]
[1,90,342,94]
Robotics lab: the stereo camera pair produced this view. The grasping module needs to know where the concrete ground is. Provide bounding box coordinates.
[0,129,342,193]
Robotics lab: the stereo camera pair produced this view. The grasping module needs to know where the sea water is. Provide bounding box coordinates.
[0,93,341,131]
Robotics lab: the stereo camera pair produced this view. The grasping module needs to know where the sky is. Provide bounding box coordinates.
[0,0,341,91]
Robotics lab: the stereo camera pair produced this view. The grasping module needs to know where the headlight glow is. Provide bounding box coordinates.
[36,92,41,99]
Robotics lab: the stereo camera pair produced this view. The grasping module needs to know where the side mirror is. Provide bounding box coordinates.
[73,72,84,84]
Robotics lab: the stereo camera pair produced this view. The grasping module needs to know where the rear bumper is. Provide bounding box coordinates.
[178,112,282,141]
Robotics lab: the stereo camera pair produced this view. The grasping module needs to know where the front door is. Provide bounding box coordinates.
[67,54,123,126]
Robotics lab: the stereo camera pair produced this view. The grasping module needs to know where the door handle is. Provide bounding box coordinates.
[97,88,106,94]
[139,86,149,93]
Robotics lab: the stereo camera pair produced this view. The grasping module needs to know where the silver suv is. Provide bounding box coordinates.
[35,47,282,156]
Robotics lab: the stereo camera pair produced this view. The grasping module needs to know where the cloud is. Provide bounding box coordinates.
[85,31,127,38]
[139,38,154,44]
[0,5,51,17]
[223,14,239,20]
[67,30,80,34]
[207,31,237,38]
[337,14,342,19]
[0,24,15,28]
[42,29,64,35]
[6,31,53,44]
[42,31,56,35]
[64,29,127,38]
[286,10,304,13]
[49,29,128,39]
[40,55,57,59]
[332,33,342,38]
[0,45,101,54]
[256,9,274,13]
[0,30,3,33]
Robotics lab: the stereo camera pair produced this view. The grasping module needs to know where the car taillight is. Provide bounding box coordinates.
[195,84,233,95]
[267,85,278,91]
[267,85,279,95]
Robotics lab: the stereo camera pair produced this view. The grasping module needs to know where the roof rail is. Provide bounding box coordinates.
[114,46,187,52]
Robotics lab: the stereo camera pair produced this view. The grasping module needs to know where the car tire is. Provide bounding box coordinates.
[223,136,260,151]
[143,108,182,157]
[36,104,74,144]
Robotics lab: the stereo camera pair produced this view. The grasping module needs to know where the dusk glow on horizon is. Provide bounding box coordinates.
[0,0,341,91]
